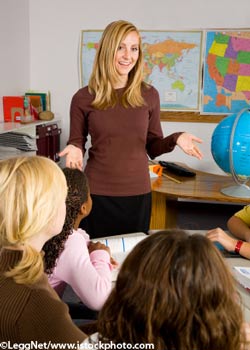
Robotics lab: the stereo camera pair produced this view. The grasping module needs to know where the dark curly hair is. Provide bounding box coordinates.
[43,168,89,274]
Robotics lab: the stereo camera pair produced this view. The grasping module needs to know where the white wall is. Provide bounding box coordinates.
[1,0,250,174]
[0,0,29,120]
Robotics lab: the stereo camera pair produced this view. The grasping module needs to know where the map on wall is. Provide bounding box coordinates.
[80,30,203,111]
[80,31,102,87]
[201,30,250,114]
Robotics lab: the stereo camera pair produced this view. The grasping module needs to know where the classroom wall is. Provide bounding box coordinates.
[0,0,29,116]
[1,0,250,174]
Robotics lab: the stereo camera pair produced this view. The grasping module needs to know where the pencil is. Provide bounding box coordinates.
[161,172,182,184]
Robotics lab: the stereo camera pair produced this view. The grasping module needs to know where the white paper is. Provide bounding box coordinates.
[91,232,147,282]
[233,266,250,290]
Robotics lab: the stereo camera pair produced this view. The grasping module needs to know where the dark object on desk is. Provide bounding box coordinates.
[36,123,61,162]
[159,161,196,177]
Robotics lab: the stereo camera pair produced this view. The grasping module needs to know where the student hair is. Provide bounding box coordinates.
[88,19,148,109]
[97,230,246,350]
[0,156,67,285]
[43,168,89,274]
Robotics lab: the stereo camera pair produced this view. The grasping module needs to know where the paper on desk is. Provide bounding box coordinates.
[233,267,250,291]
[93,232,147,282]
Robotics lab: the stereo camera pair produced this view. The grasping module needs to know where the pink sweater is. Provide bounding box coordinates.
[48,228,112,310]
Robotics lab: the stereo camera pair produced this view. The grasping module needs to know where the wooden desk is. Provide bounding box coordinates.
[150,165,249,229]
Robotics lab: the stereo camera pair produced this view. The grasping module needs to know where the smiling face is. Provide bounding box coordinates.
[114,31,140,88]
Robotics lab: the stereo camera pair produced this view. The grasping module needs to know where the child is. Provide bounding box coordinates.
[207,204,250,259]
[83,230,249,350]
[228,204,250,242]
[43,168,113,312]
[0,156,86,343]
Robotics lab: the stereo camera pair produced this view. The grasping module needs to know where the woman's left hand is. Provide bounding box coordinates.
[176,132,203,160]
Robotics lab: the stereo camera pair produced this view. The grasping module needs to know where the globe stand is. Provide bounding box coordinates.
[221,184,250,198]
[221,108,250,199]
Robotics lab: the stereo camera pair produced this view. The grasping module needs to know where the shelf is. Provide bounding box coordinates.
[0,118,61,134]
[0,118,62,161]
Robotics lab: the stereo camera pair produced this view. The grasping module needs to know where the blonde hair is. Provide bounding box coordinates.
[0,156,67,284]
[88,20,147,109]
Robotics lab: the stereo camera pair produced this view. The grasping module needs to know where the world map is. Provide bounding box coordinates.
[202,30,250,114]
[80,30,202,110]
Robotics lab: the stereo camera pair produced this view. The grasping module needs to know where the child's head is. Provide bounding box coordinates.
[43,168,91,274]
[62,167,91,221]
[0,156,67,284]
[98,230,245,350]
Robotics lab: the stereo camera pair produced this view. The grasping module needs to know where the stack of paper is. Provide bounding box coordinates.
[0,132,37,152]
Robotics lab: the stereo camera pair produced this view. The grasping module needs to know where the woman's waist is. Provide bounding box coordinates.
[85,162,151,196]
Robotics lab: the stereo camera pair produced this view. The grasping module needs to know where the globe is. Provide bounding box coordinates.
[211,108,250,198]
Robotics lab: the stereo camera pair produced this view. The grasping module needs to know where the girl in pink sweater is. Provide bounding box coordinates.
[43,168,113,311]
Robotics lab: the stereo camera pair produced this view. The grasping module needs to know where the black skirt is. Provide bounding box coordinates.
[80,192,152,238]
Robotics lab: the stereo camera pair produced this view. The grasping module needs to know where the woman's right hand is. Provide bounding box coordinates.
[206,227,237,252]
[59,144,83,170]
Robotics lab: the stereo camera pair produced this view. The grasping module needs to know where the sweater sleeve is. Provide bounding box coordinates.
[145,86,183,159]
[67,89,89,152]
[19,289,86,343]
[52,231,112,310]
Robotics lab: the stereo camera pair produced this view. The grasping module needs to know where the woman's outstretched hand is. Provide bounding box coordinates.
[176,132,203,160]
[59,144,83,170]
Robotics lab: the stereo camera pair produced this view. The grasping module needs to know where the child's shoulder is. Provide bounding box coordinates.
[66,228,90,245]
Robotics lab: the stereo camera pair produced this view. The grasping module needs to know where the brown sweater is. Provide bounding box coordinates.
[0,249,86,345]
[68,85,182,196]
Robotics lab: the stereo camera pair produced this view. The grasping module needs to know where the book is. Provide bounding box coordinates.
[92,232,147,281]
[25,92,47,112]
[25,95,43,120]
[36,124,50,157]
[49,124,61,162]
[2,96,24,122]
